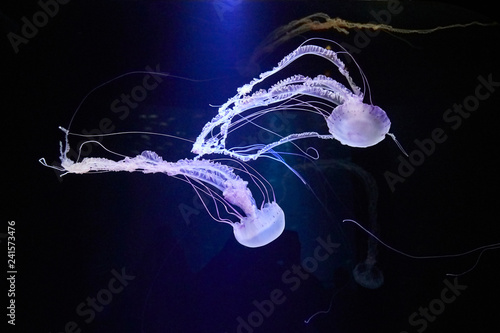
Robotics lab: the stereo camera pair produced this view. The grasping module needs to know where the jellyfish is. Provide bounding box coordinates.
[288,158,385,288]
[324,159,384,289]
[353,258,384,290]
[342,161,384,289]
[240,12,496,75]
[352,226,385,289]
[39,128,285,248]
[193,40,405,167]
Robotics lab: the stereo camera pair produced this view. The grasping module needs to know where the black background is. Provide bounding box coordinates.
[3,1,500,332]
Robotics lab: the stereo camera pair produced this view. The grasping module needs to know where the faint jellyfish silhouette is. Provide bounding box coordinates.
[333,159,384,289]
[280,157,384,288]
[317,159,384,288]
[39,128,285,248]
[240,12,496,76]
[193,39,407,168]
[353,245,384,289]
[353,260,384,290]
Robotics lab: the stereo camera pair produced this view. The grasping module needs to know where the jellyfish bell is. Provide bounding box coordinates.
[232,201,285,248]
[181,160,286,248]
[353,259,384,290]
[326,98,391,148]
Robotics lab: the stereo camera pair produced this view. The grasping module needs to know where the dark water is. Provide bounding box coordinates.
[4,1,500,332]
